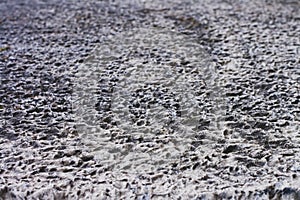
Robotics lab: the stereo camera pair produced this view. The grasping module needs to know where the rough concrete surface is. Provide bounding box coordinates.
[0,0,300,199]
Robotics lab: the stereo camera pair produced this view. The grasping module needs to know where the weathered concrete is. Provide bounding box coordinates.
[0,0,299,199]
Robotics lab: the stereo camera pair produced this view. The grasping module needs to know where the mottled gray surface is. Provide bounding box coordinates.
[0,0,300,199]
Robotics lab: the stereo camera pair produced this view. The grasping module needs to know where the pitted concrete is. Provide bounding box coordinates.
[0,0,299,199]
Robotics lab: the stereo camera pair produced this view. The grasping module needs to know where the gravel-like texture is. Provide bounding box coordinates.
[0,0,300,199]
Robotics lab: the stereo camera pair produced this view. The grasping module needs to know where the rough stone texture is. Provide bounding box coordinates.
[0,0,299,199]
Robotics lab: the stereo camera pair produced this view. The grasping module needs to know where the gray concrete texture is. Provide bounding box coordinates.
[0,0,299,199]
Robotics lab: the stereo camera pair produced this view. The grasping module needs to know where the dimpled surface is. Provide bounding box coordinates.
[0,0,299,199]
